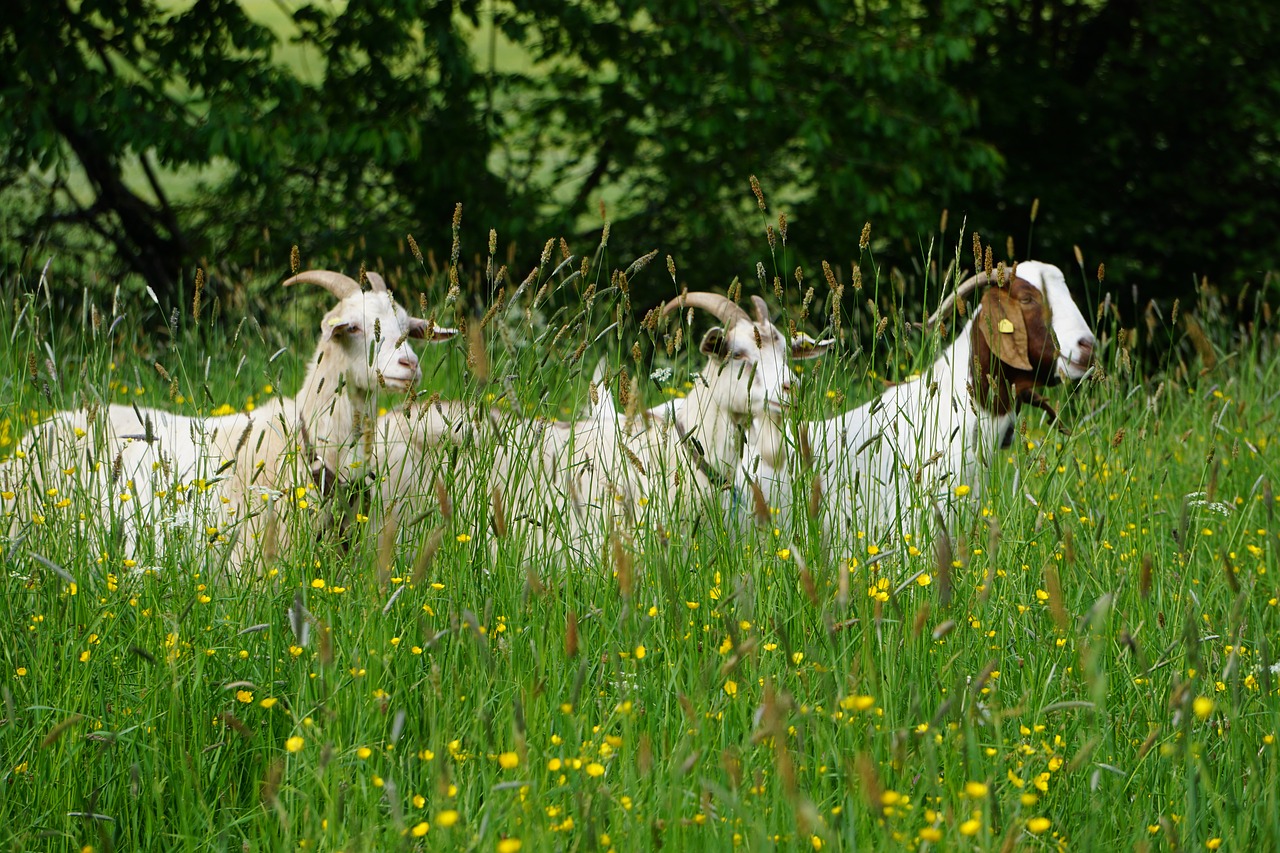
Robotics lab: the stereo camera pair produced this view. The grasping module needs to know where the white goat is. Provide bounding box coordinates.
[619,292,831,519]
[11,270,456,572]
[372,290,830,566]
[743,260,1096,546]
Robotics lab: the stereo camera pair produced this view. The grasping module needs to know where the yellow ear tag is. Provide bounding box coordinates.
[997,318,1015,334]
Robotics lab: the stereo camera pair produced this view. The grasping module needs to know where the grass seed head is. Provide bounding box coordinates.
[799,564,818,607]
[411,527,444,585]
[854,753,883,812]
[40,714,82,749]
[433,477,453,520]
[749,481,770,527]
[612,530,633,599]
[1045,565,1069,631]
[565,611,579,658]
[261,757,285,807]
[912,604,930,638]
[821,260,837,291]
[467,322,489,381]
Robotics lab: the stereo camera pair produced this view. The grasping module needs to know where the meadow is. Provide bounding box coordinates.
[1,218,1278,853]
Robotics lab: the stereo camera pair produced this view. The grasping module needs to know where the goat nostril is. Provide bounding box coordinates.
[1075,337,1096,364]
[398,356,419,371]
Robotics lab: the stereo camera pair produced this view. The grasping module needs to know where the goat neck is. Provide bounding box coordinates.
[923,325,1017,456]
[293,340,371,476]
[671,369,750,490]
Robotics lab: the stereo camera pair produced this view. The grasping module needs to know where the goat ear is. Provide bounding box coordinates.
[977,289,1033,371]
[326,320,360,340]
[699,327,730,358]
[408,318,459,342]
[790,333,835,361]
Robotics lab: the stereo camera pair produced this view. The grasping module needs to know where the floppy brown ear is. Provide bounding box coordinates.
[977,289,1032,371]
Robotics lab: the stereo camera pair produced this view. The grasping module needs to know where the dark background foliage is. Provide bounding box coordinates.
[2,0,1276,313]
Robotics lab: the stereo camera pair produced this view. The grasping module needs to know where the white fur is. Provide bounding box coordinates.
[732,261,1095,545]
[371,294,830,565]
[10,282,452,573]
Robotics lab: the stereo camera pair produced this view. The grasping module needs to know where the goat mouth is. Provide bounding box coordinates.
[382,373,420,390]
[1057,358,1092,381]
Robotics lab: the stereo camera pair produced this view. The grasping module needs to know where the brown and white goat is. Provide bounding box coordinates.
[745,259,1096,545]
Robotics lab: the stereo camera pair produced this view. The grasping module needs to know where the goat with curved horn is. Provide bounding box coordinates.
[283,269,362,300]
[660,291,750,325]
[13,264,456,575]
[743,260,1097,545]
[750,295,771,325]
[927,271,991,327]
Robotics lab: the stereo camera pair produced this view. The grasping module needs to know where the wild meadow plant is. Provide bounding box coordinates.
[2,203,1279,851]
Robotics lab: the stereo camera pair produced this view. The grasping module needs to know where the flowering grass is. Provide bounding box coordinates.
[2,225,1279,852]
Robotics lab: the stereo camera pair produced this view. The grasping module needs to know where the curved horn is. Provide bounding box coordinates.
[283,270,361,300]
[660,291,751,326]
[750,295,770,324]
[927,271,991,327]
[365,271,389,293]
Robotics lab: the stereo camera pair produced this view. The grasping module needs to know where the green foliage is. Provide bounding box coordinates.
[1,0,1277,309]
[961,0,1280,289]
[3,228,1280,849]
[502,0,1004,291]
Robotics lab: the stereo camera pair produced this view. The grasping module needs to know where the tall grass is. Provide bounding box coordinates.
[2,209,1279,853]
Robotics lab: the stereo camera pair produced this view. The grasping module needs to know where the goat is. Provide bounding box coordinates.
[620,292,831,513]
[11,270,456,573]
[372,290,830,566]
[743,260,1096,545]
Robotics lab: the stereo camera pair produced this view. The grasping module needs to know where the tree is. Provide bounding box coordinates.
[0,0,514,304]
[0,0,285,298]
[960,0,1280,292]
[503,0,1005,291]
[2,0,1276,311]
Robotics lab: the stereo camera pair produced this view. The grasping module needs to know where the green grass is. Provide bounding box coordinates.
[2,227,1279,853]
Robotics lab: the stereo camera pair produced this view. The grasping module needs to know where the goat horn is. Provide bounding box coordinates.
[283,270,361,300]
[660,291,750,326]
[750,295,770,324]
[927,271,991,327]
[365,271,389,293]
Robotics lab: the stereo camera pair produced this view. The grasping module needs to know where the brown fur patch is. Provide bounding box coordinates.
[969,277,1061,417]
